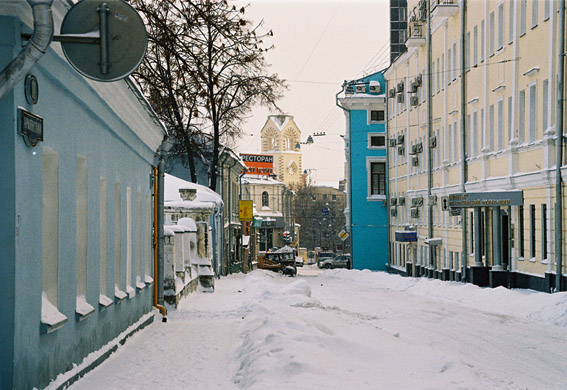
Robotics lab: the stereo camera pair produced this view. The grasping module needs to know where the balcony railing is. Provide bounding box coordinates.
[431,0,459,18]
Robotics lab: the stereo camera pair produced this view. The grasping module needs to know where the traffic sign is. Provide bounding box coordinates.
[338,230,349,241]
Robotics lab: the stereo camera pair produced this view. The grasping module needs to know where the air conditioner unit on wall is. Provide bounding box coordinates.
[398,197,406,206]
[416,142,423,154]
[410,81,418,93]
[398,146,405,155]
[369,84,381,93]
[412,156,419,166]
[396,81,404,93]
[390,197,397,206]
[411,207,420,218]
[410,144,417,155]
[416,73,423,87]
[410,95,419,106]
[429,135,437,148]
[397,93,404,103]
[397,134,405,144]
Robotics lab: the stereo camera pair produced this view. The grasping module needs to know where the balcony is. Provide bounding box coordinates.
[431,0,459,18]
[405,21,425,48]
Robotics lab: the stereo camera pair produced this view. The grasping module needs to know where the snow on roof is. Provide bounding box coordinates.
[165,225,185,233]
[165,174,222,206]
[269,115,292,131]
[242,176,284,186]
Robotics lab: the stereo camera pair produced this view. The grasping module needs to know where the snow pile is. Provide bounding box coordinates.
[319,269,567,327]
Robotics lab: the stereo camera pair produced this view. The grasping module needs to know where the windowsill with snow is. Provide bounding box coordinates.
[99,294,113,310]
[115,286,127,302]
[41,292,68,334]
[75,295,95,321]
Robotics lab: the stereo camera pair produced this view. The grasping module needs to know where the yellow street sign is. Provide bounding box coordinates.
[239,200,253,221]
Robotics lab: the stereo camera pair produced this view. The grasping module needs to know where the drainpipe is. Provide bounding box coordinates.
[555,0,565,292]
[238,168,246,272]
[460,0,468,282]
[0,0,54,101]
[152,166,167,321]
[427,0,434,273]
[226,156,237,273]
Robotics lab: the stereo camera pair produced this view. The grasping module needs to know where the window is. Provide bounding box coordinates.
[452,43,457,80]
[100,178,108,297]
[532,0,538,28]
[369,161,386,196]
[509,1,515,43]
[530,205,536,259]
[369,134,386,148]
[508,96,513,143]
[481,20,485,62]
[519,89,526,143]
[448,123,453,163]
[497,99,504,150]
[76,156,88,303]
[262,191,269,207]
[498,3,504,49]
[544,0,550,20]
[489,12,495,56]
[473,26,478,65]
[42,147,59,308]
[432,61,436,93]
[520,0,527,35]
[436,58,440,92]
[529,83,537,142]
[447,48,452,83]
[442,53,445,87]
[370,110,385,122]
[543,79,549,131]
[466,32,470,70]
[472,111,478,157]
[470,211,474,255]
[519,206,525,258]
[114,182,123,297]
[542,204,548,261]
[489,105,495,151]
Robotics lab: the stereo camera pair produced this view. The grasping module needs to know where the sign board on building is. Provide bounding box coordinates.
[448,191,523,208]
[338,230,349,241]
[19,109,43,147]
[240,154,274,175]
[395,231,417,242]
[322,207,329,216]
[238,200,253,221]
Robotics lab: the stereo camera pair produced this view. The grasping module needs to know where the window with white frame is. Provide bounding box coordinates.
[489,105,495,151]
[498,3,504,49]
[532,0,538,28]
[448,123,453,163]
[530,204,536,259]
[543,79,548,131]
[509,1,515,43]
[481,20,485,62]
[481,108,485,152]
[369,109,385,122]
[452,43,457,80]
[436,58,440,92]
[473,111,478,157]
[367,159,386,198]
[544,0,550,20]
[529,83,537,142]
[368,133,386,148]
[432,62,436,94]
[508,96,513,142]
[262,191,269,207]
[497,99,504,150]
[454,121,458,161]
[519,89,526,143]
[473,26,478,65]
[520,0,527,35]
[447,48,451,84]
[489,12,495,56]
[466,32,470,70]
[442,53,445,88]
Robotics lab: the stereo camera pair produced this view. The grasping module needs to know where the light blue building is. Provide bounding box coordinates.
[337,71,388,270]
[0,1,166,388]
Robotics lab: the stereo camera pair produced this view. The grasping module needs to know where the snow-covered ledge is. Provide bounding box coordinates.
[115,285,127,302]
[99,294,113,310]
[75,295,95,321]
[144,274,154,285]
[41,292,68,334]
[126,286,136,299]
[136,275,146,291]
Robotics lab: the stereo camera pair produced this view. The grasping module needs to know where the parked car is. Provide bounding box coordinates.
[318,254,350,269]
[295,256,304,267]
[317,251,336,268]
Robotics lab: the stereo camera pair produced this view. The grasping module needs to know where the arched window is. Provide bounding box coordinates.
[262,191,269,207]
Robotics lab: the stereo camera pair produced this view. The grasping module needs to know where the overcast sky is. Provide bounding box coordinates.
[234,0,390,187]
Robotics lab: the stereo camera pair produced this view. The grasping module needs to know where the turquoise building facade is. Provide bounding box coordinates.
[0,1,165,388]
[338,71,389,270]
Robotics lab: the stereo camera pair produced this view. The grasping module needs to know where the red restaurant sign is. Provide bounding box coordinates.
[240,154,274,175]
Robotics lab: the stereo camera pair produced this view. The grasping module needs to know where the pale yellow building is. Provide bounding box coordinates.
[385,0,566,292]
[260,115,303,187]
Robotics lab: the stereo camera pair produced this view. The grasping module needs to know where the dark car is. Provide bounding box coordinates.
[318,254,350,269]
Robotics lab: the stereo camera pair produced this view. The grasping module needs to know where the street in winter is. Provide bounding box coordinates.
[56,267,567,390]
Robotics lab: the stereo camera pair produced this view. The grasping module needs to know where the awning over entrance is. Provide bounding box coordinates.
[448,190,523,208]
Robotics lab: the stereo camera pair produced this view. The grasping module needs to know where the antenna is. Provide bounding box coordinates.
[60,0,147,82]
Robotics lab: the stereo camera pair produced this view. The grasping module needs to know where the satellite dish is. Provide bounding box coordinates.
[60,0,147,82]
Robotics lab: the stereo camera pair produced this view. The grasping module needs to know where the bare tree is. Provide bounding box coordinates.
[132,0,285,190]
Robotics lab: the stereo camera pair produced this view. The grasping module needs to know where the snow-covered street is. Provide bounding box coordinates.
[65,267,567,390]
